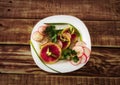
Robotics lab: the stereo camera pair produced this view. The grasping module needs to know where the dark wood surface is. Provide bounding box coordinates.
[0,0,120,85]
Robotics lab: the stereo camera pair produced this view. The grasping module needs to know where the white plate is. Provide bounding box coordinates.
[30,15,91,73]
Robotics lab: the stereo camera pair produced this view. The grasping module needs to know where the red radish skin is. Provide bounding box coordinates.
[32,31,44,42]
[82,46,91,57]
[70,53,89,66]
[71,45,90,65]
[74,41,91,59]
[57,40,63,48]
[80,54,88,64]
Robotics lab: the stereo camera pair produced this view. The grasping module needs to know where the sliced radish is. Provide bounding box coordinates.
[80,54,88,63]
[82,46,91,57]
[32,31,44,42]
[70,58,82,66]
[57,40,63,48]
[38,24,48,35]
[75,41,86,47]
[70,54,88,65]
[40,37,49,45]
[72,46,84,57]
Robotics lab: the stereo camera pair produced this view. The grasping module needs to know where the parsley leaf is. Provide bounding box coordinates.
[62,48,77,60]
[45,25,60,43]
[72,56,79,63]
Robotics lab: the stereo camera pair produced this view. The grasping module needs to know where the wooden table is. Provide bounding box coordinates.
[0,0,120,85]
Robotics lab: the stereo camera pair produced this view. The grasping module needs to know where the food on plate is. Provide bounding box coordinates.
[32,23,91,65]
[58,33,71,49]
[40,42,61,64]
[32,31,44,42]
[72,45,84,57]
[38,24,48,35]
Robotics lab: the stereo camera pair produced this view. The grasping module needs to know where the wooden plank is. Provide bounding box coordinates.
[0,19,34,44]
[0,19,120,46]
[84,21,120,47]
[0,0,119,20]
[113,0,120,20]
[0,45,119,77]
[0,74,119,85]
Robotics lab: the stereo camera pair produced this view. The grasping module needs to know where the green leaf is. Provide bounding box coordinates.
[72,56,79,63]
[44,25,61,43]
[62,48,77,60]
[71,50,77,55]
[45,23,82,41]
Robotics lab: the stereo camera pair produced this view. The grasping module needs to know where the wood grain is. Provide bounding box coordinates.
[0,0,119,20]
[0,0,120,85]
[0,19,120,46]
[0,45,119,77]
[0,74,120,85]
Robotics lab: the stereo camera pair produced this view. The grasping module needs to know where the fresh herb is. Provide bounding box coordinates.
[45,25,60,43]
[72,56,79,63]
[45,23,82,41]
[71,50,77,55]
[62,48,77,61]
[62,48,71,59]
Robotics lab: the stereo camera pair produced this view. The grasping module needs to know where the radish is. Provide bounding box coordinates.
[79,54,88,64]
[39,36,49,45]
[57,40,63,48]
[32,31,44,42]
[38,24,48,35]
[70,58,82,66]
[75,41,91,57]
[82,46,91,57]
[72,46,84,57]
[75,41,86,47]
[70,53,88,65]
